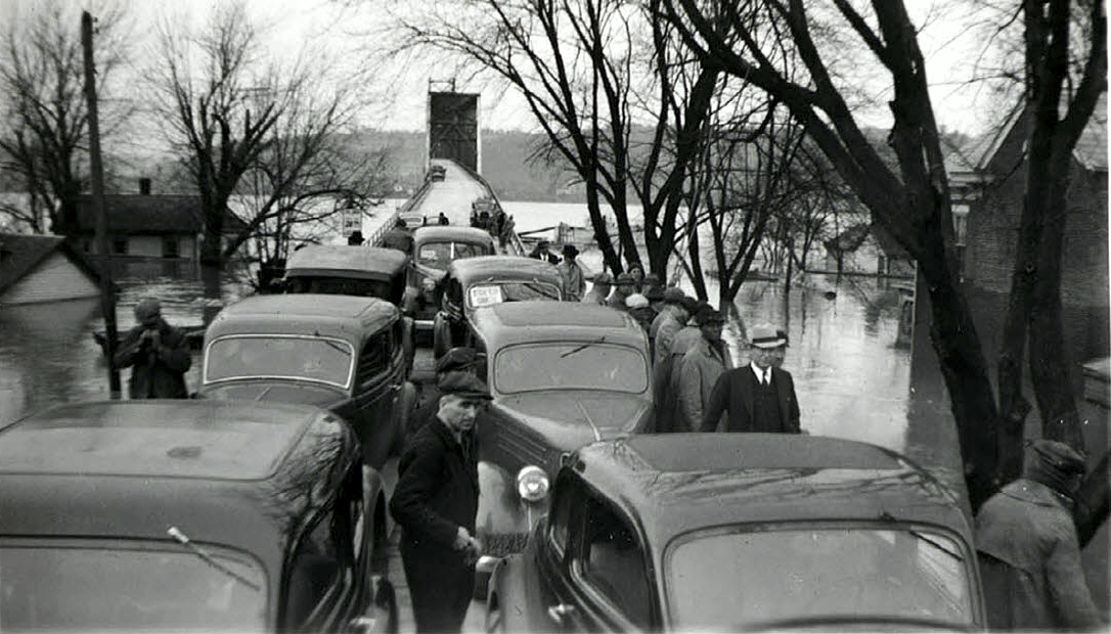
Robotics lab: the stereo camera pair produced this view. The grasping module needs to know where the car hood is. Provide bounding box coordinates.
[198,380,346,408]
[494,390,650,449]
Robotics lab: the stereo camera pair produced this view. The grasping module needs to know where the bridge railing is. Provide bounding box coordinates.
[366,179,435,248]
[454,161,528,257]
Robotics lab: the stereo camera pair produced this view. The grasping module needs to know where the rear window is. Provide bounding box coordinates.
[416,241,491,269]
[205,336,354,388]
[286,276,392,302]
[0,542,267,631]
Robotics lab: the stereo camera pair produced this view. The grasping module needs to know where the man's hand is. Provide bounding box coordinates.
[453,526,473,551]
[149,329,161,348]
[454,527,482,565]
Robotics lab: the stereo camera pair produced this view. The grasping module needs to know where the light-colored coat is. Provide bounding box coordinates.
[676,338,729,433]
[975,478,1101,630]
[652,308,685,366]
[557,260,586,302]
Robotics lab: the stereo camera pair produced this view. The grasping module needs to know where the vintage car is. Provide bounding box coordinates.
[0,400,396,632]
[462,302,653,596]
[431,255,563,359]
[404,225,497,334]
[487,433,986,631]
[283,244,415,378]
[199,294,415,470]
[285,245,409,305]
[428,164,447,182]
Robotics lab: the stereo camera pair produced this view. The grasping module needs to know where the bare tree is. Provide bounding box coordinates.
[0,1,129,234]
[152,1,282,290]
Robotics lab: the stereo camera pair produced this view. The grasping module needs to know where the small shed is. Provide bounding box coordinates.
[0,233,103,306]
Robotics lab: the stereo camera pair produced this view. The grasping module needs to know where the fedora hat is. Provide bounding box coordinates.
[750,324,786,349]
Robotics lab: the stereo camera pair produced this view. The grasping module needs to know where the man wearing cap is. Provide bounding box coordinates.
[677,309,729,433]
[606,272,637,312]
[975,440,1102,630]
[113,297,191,399]
[582,272,613,305]
[390,372,492,633]
[410,347,484,433]
[700,323,800,434]
[651,301,712,432]
[625,293,654,332]
[556,244,586,301]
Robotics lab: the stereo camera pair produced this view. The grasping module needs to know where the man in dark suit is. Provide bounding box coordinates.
[700,323,802,434]
[390,373,492,633]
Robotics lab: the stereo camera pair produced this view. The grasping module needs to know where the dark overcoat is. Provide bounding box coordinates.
[700,365,800,433]
[389,417,478,632]
[112,319,191,399]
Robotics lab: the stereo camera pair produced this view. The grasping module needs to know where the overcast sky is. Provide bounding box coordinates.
[6,0,1008,136]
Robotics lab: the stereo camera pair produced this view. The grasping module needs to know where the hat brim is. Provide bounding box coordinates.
[751,339,786,349]
[452,391,493,401]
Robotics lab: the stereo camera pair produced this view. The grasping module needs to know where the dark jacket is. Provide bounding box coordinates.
[389,417,479,552]
[700,365,800,433]
[975,479,1101,630]
[112,318,191,399]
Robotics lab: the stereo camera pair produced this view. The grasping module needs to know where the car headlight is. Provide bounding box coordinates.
[516,465,550,503]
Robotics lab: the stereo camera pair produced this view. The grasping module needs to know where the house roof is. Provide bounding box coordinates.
[976,92,1107,173]
[74,195,248,235]
[0,233,103,296]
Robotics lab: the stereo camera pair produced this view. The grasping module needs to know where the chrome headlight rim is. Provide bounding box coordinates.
[515,465,550,504]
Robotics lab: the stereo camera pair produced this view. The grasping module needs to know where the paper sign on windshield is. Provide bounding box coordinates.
[469,285,504,308]
[419,248,439,261]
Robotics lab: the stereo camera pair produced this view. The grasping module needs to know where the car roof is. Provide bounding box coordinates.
[413,225,495,244]
[285,245,408,279]
[470,301,647,350]
[205,293,397,341]
[0,400,359,582]
[0,400,322,480]
[571,434,971,548]
[448,255,561,285]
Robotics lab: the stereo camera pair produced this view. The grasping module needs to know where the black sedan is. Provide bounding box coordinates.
[487,434,986,631]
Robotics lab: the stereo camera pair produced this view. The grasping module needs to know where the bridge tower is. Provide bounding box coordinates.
[426,81,481,174]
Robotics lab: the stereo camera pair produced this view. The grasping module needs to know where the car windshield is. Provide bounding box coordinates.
[467,282,561,308]
[416,241,490,269]
[205,336,354,388]
[0,544,267,631]
[666,527,975,630]
[495,343,648,394]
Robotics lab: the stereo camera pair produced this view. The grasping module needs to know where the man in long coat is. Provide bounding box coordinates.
[556,244,586,301]
[113,298,191,399]
[700,323,801,433]
[581,273,613,305]
[975,440,1102,630]
[676,310,729,433]
[390,373,491,633]
[650,288,690,365]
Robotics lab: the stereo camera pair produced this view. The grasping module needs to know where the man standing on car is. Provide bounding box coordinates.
[113,298,191,399]
[700,324,801,434]
[391,373,491,633]
[557,244,586,301]
[975,440,1102,630]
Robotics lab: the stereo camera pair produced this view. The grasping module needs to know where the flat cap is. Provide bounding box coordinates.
[592,272,614,285]
[439,372,493,400]
[615,272,637,285]
[644,286,665,301]
[662,287,686,303]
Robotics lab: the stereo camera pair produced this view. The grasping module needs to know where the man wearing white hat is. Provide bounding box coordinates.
[699,323,801,434]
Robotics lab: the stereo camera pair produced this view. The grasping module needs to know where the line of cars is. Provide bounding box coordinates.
[0,215,989,631]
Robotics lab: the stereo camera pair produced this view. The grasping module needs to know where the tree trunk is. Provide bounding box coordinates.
[917,236,1001,511]
[585,184,620,274]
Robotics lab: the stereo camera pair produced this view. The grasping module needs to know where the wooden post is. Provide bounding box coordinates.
[82,11,121,399]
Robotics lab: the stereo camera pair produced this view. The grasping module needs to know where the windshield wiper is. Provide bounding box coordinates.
[561,336,606,358]
[167,526,262,592]
[909,529,963,561]
[312,332,352,357]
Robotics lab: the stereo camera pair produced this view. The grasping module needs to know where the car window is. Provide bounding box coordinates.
[576,497,651,628]
[205,336,354,388]
[467,282,561,308]
[284,502,359,629]
[547,476,580,557]
[357,332,390,386]
[665,527,975,630]
[495,343,648,395]
[0,542,267,631]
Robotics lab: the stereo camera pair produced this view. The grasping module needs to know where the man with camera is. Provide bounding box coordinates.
[113,297,192,399]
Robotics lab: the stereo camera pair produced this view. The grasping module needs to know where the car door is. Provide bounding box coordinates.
[281,499,360,633]
[555,491,655,632]
[352,328,397,470]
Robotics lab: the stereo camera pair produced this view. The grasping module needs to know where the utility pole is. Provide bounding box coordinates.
[82,10,121,399]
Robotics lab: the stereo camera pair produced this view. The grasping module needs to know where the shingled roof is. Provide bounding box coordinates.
[74,195,247,235]
[0,233,103,296]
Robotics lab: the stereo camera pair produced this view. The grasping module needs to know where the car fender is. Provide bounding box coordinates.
[476,461,537,544]
[487,552,551,633]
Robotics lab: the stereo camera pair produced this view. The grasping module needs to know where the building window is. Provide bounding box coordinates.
[162,236,180,258]
[952,204,969,247]
[112,238,128,255]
